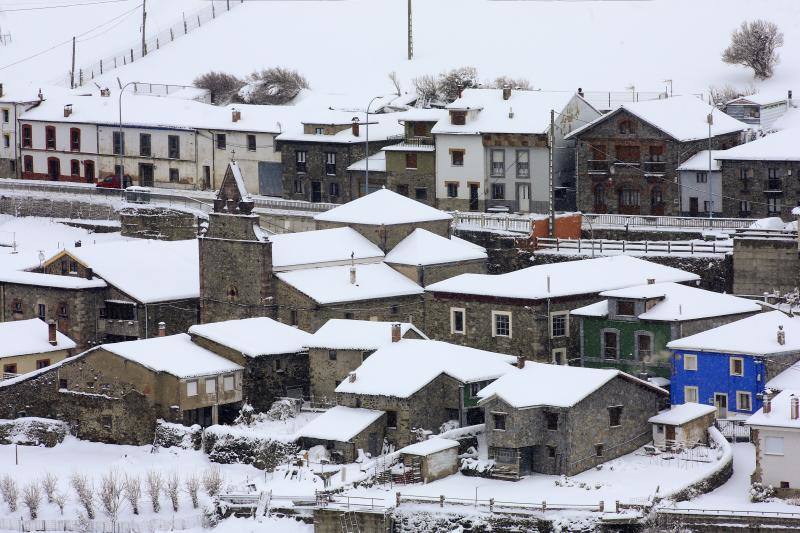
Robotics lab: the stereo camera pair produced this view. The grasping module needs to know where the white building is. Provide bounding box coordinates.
[431,88,599,213]
[676,150,725,216]
[0,83,47,179]
[723,91,793,131]
[747,389,800,493]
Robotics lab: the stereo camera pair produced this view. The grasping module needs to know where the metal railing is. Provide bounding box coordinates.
[642,161,667,174]
[659,508,800,519]
[534,237,732,256]
[452,212,535,233]
[583,213,757,230]
[397,493,602,513]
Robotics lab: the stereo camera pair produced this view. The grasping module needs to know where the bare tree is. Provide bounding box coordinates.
[70,473,95,519]
[722,20,784,80]
[22,482,41,519]
[708,83,756,106]
[185,473,201,509]
[0,475,18,512]
[388,71,402,95]
[202,466,223,497]
[491,76,532,91]
[165,471,180,512]
[52,492,67,515]
[412,74,440,103]
[123,474,142,515]
[193,71,246,105]
[437,66,479,102]
[41,472,58,504]
[241,67,309,105]
[145,470,163,513]
[99,470,125,524]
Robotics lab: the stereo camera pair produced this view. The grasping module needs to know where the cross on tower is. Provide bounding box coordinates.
[230,149,236,162]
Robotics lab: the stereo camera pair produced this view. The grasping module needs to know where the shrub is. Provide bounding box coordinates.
[239,67,309,105]
[193,71,245,105]
[722,20,784,80]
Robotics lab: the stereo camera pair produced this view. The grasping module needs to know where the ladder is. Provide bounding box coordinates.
[255,490,271,517]
[340,511,360,533]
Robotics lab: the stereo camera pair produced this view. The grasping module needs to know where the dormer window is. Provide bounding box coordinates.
[617,300,636,316]
[618,119,636,134]
[450,110,466,126]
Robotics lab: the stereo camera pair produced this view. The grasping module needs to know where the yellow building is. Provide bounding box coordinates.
[0,319,75,377]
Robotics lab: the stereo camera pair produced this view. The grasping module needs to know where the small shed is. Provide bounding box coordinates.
[398,438,459,483]
[648,403,716,448]
[297,406,385,463]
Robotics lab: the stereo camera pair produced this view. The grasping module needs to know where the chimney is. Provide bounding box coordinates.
[578,87,584,98]
[100,88,110,97]
[348,371,357,383]
[647,278,656,285]
[792,395,799,420]
[85,267,93,280]
[778,325,786,346]
[391,323,402,343]
[763,394,772,414]
[350,265,357,285]
[508,107,514,119]
[158,321,166,337]
[37,89,43,101]
[457,83,464,99]
[789,90,793,107]
[74,240,82,248]
[516,355,526,369]
[0,83,4,98]
[47,320,57,346]
[64,104,73,118]
[351,118,360,137]
[231,108,241,123]
[502,85,512,101]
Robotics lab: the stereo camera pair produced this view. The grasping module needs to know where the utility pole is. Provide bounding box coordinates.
[548,109,555,237]
[707,111,713,219]
[70,36,76,89]
[407,0,413,60]
[141,0,147,57]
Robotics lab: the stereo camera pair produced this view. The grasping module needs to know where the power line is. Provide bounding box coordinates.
[0,0,133,12]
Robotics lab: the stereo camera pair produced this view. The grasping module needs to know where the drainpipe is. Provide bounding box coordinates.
[458,384,465,427]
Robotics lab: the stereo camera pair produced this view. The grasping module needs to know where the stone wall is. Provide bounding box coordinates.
[452,228,534,274]
[0,194,118,220]
[119,206,198,241]
[385,150,437,207]
[315,219,451,252]
[387,259,487,286]
[720,160,800,219]
[733,236,799,296]
[309,347,367,401]
[314,509,393,533]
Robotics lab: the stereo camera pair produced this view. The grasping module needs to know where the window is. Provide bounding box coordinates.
[491,447,516,464]
[648,145,664,162]
[545,411,558,431]
[216,133,226,150]
[37,303,46,320]
[492,311,511,338]
[58,303,69,318]
[451,308,465,334]
[112,131,125,155]
[650,186,663,207]
[12,299,22,314]
[169,168,179,183]
[167,135,180,159]
[740,167,752,191]
[186,381,198,397]
[44,126,56,150]
[223,375,235,392]
[59,379,68,389]
[491,183,505,200]
[5,133,14,148]
[36,359,50,370]
[247,134,257,152]
[608,406,623,427]
[730,357,744,377]
[293,180,303,194]
[315,127,324,135]
[405,153,417,169]
[274,358,284,372]
[636,332,653,359]
[616,145,641,163]
[516,150,530,178]
[655,424,664,434]
[493,413,507,430]
[595,444,604,457]
[696,171,708,183]
[684,386,699,403]
[765,436,784,455]
[547,446,556,459]
[70,159,80,176]
[703,200,712,212]
[413,122,427,137]
[1,109,8,123]
[446,182,459,198]
[739,200,751,216]
[205,378,216,394]
[3,364,16,375]
[390,305,399,315]
[344,312,354,320]
[289,309,298,326]
[296,151,307,173]
[602,330,619,359]
[768,168,779,179]
[386,410,397,428]
[328,350,337,361]
[683,354,698,371]
[102,416,112,430]
[617,300,636,316]
[450,149,464,166]
[47,157,60,179]
[469,382,481,397]
[618,119,636,134]
[736,391,752,412]
[68,127,81,152]
[550,312,568,338]
[21,124,31,148]
[768,197,782,216]
[23,155,33,173]
[593,184,606,207]
[396,184,409,197]
[619,187,640,207]
[324,152,336,175]
[415,187,427,200]
[329,182,340,197]
[139,133,151,157]
[781,481,791,489]
[490,149,505,177]
[450,111,466,126]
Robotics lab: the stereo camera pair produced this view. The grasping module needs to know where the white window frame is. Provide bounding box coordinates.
[205,378,217,395]
[551,347,567,365]
[491,311,512,338]
[683,353,698,371]
[223,375,235,392]
[730,357,744,377]
[450,307,466,335]
[549,311,569,339]
[601,328,620,360]
[736,390,752,412]
[765,435,785,456]
[186,380,198,397]
[684,385,699,404]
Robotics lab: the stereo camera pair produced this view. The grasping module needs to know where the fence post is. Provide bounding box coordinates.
[130,48,134,62]
[542,500,547,512]
[183,13,188,34]
[156,37,159,50]
[439,495,444,508]
[599,500,604,512]
[712,242,716,254]
[667,241,671,254]
[212,4,215,18]
[396,492,401,507]
[616,500,620,513]
[170,28,174,41]
[645,240,648,254]
[622,240,626,253]
[489,498,494,512]
[100,59,103,74]
[691,241,694,255]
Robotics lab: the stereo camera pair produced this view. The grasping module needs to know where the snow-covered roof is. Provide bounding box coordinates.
[477,361,665,408]
[572,282,762,322]
[55,239,199,303]
[385,229,487,266]
[714,128,800,161]
[570,300,609,317]
[335,339,516,398]
[0,319,75,357]
[766,361,800,390]
[397,108,448,123]
[314,188,452,225]
[748,217,794,231]
[667,310,800,356]
[101,333,242,379]
[649,376,671,387]
[305,319,427,350]
[726,92,789,107]
[676,150,725,172]
[346,152,386,173]
[276,111,403,144]
[297,406,384,442]
[0,270,107,290]
[433,89,578,135]
[188,317,312,357]
[399,438,459,456]
[648,403,716,426]
[747,389,800,430]
[566,95,748,142]
[269,227,384,271]
[275,262,423,305]
[426,256,698,300]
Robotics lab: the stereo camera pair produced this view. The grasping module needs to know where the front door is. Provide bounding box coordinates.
[665,425,676,443]
[202,165,211,190]
[689,197,699,216]
[47,158,60,179]
[311,181,322,203]
[516,183,531,213]
[714,393,728,418]
[139,163,154,187]
[469,183,479,211]
[519,446,534,476]
[368,432,378,456]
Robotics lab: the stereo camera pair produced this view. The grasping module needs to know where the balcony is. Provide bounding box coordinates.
[387,134,434,147]
[764,178,784,193]
[588,160,610,174]
[642,161,667,175]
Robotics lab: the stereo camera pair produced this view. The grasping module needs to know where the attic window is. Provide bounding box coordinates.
[545,411,558,431]
[618,120,636,134]
[450,110,466,126]
[617,300,636,316]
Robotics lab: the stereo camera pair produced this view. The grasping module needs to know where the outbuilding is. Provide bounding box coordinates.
[297,405,386,463]
[398,438,460,483]
[648,403,717,448]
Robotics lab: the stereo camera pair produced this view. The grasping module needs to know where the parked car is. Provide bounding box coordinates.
[95,175,132,189]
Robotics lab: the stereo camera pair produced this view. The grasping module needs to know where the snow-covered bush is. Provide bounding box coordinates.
[722,20,784,79]
[22,482,41,519]
[154,420,202,450]
[239,67,309,105]
[1,475,18,512]
[185,473,200,509]
[267,398,297,421]
[750,482,776,502]
[193,71,245,105]
[234,402,256,426]
[437,66,479,102]
[166,472,180,512]
[70,473,94,519]
[145,470,163,513]
[708,83,755,106]
[491,76,532,90]
[204,427,299,470]
[123,474,141,515]
[0,417,68,447]
[41,472,58,504]
[459,458,494,478]
[202,466,223,497]
[438,420,459,434]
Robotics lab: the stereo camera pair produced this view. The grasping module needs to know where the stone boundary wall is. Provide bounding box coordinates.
[0,194,119,221]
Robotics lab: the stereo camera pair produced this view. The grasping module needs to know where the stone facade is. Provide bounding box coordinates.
[719,159,800,219]
[119,207,199,241]
[573,109,741,215]
[301,413,387,463]
[315,219,451,253]
[733,235,800,296]
[483,374,665,477]
[387,259,487,287]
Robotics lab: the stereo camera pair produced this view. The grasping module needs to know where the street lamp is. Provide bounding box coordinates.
[117,81,140,193]
[364,93,399,197]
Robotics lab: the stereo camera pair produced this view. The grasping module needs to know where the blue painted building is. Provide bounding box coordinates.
[667,311,800,419]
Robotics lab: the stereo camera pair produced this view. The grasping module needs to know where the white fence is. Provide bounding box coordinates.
[584,213,756,231]
[452,212,535,234]
[534,237,732,256]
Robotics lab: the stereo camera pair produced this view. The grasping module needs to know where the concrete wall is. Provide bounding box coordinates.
[719,160,800,219]
[119,206,198,240]
[384,149,436,206]
[733,236,800,296]
[386,258,487,287]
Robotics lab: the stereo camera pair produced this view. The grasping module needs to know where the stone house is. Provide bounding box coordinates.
[277,111,402,204]
[306,320,428,401]
[297,405,386,463]
[335,339,516,449]
[668,311,800,419]
[398,438,460,483]
[432,88,599,213]
[722,91,793,130]
[715,129,800,219]
[747,389,800,496]
[566,95,747,216]
[0,83,44,179]
[424,255,699,364]
[477,362,667,478]
[648,403,716,448]
[572,282,762,379]
[0,318,75,377]
[676,150,724,216]
[188,317,312,412]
